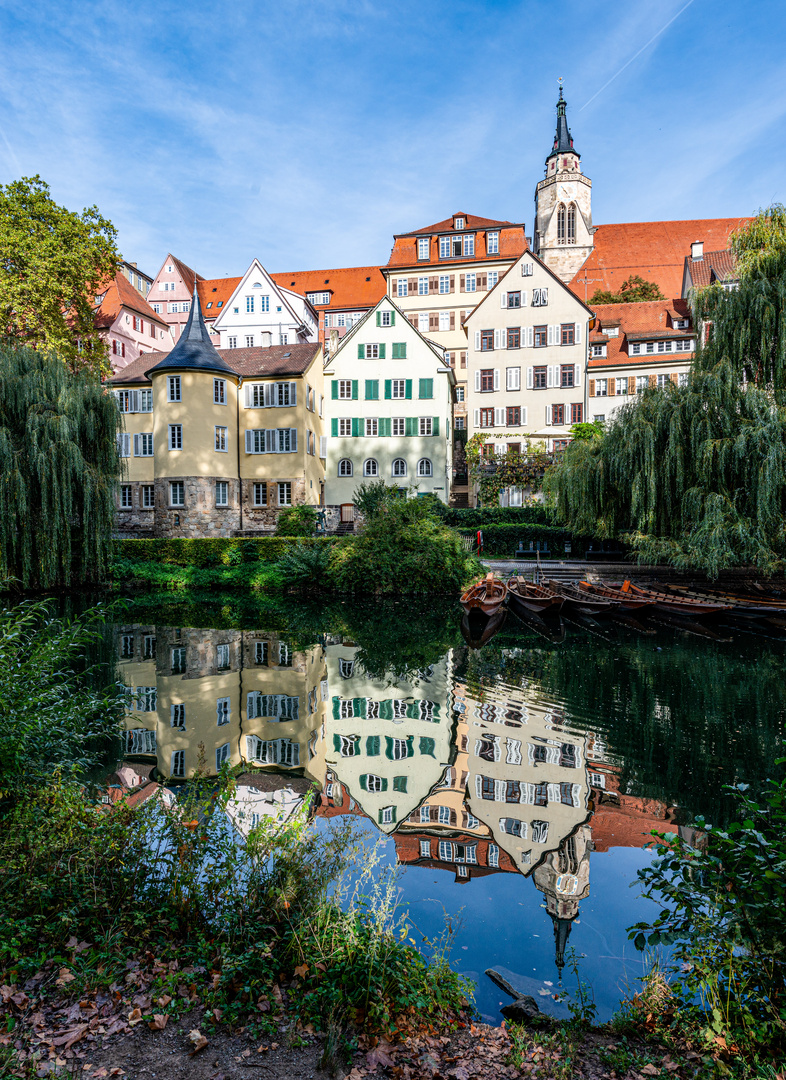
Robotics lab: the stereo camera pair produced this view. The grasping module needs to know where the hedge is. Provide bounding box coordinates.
[115,536,338,568]
[455,523,587,559]
[441,506,554,527]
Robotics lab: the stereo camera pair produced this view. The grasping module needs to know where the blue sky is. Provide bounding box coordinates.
[1,0,784,278]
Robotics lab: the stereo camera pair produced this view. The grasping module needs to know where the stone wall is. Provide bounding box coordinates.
[115,483,156,536]
[154,476,241,538]
[241,477,307,532]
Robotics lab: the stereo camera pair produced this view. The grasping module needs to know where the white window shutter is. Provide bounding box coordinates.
[245,430,252,453]
[521,290,527,307]
[575,321,582,344]
[547,325,554,346]
[494,329,501,349]
[500,292,507,308]
[474,330,481,351]
[575,364,582,386]
[133,434,140,456]
[545,405,552,426]
[501,328,507,348]
[473,408,480,428]
[527,326,534,347]
[244,384,252,407]
[319,436,327,458]
[521,407,527,425]
[289,382,297,405]
[290,428,298,451]
[526,366,534,389]
[264,383,272,408]
[124,433,131,456]
[521,262,526,276]
[542,288,548,304]
[495,407,505,427]
[266,429,275,453]
[547,366,554,389]
[493,368,500,391]
[474,370,481,392]
[130,390,140,413]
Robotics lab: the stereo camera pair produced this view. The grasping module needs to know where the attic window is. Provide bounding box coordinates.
[290,281,295,286]
[282,352,291,358]
[253,283,261,288]
[217,301,223,308]
[324,279,329,284]
[206,302,213,309]
[212,287,217,292]
[606,327,619,337]
[454,217,465,230]
[366,276,370,281]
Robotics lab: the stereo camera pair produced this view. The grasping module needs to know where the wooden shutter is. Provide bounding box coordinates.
[608,379,616,396]
[547,366,554,388]
[474,370,481,392]
[521,290,528,307]
[264,383,273,407]
[133,434,140,456]
[501,328,507,348]
[405,379,412,399]
[265,429,276,453]
[545,405,552,425]
[245,430,253,453]
[494,407,504,426]
[130,390,140,412]
[670,372,679,384]
[351,418,361,437]
[365,379,374,400]
[649,374,657,388]
[480,274,487,290]
[289,428,298,451]
[474,330,481,351]
[320,436,327,458]
[460,274,466,291]
[376,312,381,326]
[449,275,455,293]
[628,376,636,395]
[429,276,438,293]
[379,417,391,436]
[357,343,364,359]
[289,382,297,404]
[405,417,416,436]
[429,313,438,332]
[527,326,534,347]
[450,312,455,330]
[589,379,595,396]
[574,364,581,386]
[500,292,507,308]
[379,344,386,359]
[331,418,338,437]
[331,380,338,399]
[408,277,417,293]
[384,380,391,399]
[432,417,439,436]
[494,329,501,349]
[521,407,527,425]
[389,310,395,325]
[547,325,555,346]
[526,366,534,389]
[352,380,358,399]
[493,369,500,391]
[244,384,252,406]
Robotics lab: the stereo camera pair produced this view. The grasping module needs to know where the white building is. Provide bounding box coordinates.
[211,258,319,350]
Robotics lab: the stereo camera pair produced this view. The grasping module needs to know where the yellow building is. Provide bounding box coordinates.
[110,287,325,535]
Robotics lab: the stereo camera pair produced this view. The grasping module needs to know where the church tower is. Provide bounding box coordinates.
[533,86,593,283]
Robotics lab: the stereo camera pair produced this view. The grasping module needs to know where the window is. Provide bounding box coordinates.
[306,291,330,305]
[397,279,408,297]
[506,406,521,426]
[439,311,450,331]
[338,458,353,477]
[254,640,268,665]
[506,366,521,390]
[245,335,254,348]
[507,291,521,309]
[170,703,185,729]
[679,372,689,387]
[615,377,628,395]
[636,376,649,393]
[557,204,566,244]
[134,433,153,456]
[215,425,227,451]
[279,642,292,667]
[418,313,429,333]
[277,482,292,506]
[391,379,406,399]
[215,481,229,507]
[363,344,380,359]
[392,458,407,477]
[657,373,670,388]
[338,380,353,399]
[141,485,155,508]
[464,235,475,256]
[253,482,267,506]
[379,310,393,327]
[172,647,186,674]
[363,459,378,477]
[417,458,432,477]
[561,323,575,346]
[534,325,547,348]
[487,230,499,254]
[365,417,378,437]
[120,484,133,509]
[488,843,499,868]
[560,364,575,388]
[418,237,429,260]
[366,774,385,793]
[338,658,354,679]
[170,481,184,507]
[216,743,230,770]
[479,408,494,427]
[595,378,608,397]
[338,418,351,436]
[171,750,185,777]
[228,336,237,349]
[455,416,465,429]
[507,327,521,349]
[571,403,583,424]
[465,273,477,292]
[419,417,433,436]
[456,386,465,402]
[439,275,450,294]
[552,404,565,425]
[419,840,431,859]
[167,376,181,402]
[481,330,494,353]
[392,417,405,436]
[168,424,182,450]
[480,368,495,392]
[567,204,576,245]
[532,288,549,307]
[488,271,499,288]
[214,378,226,404]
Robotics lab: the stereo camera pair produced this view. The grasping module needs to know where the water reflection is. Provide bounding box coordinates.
[113,604,783,1020]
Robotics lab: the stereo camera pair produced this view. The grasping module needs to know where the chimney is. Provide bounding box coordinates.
[691,241,704,260]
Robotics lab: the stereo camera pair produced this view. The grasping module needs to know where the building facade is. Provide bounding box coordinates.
[209,258,319,350]
[110,289,325,536]
[147,253,201,346]
[323,296,455,509]
[119,260,154,298]
[96,272,171,373]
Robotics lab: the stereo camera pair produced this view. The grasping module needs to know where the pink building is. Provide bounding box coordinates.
[95,272,171,372]
[146,253,204,346]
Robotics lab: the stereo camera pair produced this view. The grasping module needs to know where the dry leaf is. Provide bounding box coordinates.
[127,1009,142,1025]
[188,1029,208,1055]
[367,1046,394,1069]
[56,969,76,988]
[157,995,172,1007]
[294,963,308,979]
[639,1067,659,1077]
[148,1014,168,1031]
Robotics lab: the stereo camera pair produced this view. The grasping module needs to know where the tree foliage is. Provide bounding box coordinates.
[589,275,666,304]
[547,207,786,575]
[0,176,118,373]
[0,343,121,588]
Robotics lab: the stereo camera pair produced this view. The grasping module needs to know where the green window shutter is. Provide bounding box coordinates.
[384,379,392,399]
[331,381,338,399]
[332,732,341,752]
[353,697,366,718]
[351,380,358,400]
[405,417,416,437]
[418,378,433,399]
[331,418,338,437]
[380,699,393,719]
[406,703,418,719]
[379,417,390,437]
[378,806,396,825]
[389,310,396,326]
[357,344,365,359]
[376,311,381,327]
[432,417,439,436]
[405,379,412,399]
[419,737,436,758]
[352,417,361,437]
[385,736,394,760]
[378,344,386,359]
[393,776,407,793]
[365,379,379,400]
[406,735,414,757]
[366,735,380,756]
[381,777,389,791]
[359,774,368,790]
[392,343,406,359]
[332,698,340,720]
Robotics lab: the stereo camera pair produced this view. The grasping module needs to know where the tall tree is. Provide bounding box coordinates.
[0,176,118,373]
[0,343,121,588]
[546,208,786,575]
[589,275,666,304]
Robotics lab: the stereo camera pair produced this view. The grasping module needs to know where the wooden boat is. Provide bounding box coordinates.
[620,580,732,617]
[460,572,507,616]
[647,582,786,618]
[577,580,655,612]
[547,579,617,616]
[460,607,507,650]
[507,577,564,618]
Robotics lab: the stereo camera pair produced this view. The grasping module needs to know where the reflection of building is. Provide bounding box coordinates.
[322,645,455,833]
[117,625,326,783]
[533,825,592,979]
[585,743,677,851]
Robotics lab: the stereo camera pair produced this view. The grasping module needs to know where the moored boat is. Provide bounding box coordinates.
[577,580,655,612]
[507,577,564,618]
[620,580,732,616]
[460,607,507,649]
[547,579,617,616]
[647,582,786,618]
[460,572,508,616]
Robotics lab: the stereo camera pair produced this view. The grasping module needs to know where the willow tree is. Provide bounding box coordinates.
[0,343,121,588]
[545,207,786,575]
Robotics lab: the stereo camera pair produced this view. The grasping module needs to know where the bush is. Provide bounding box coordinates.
[113,558,284,592]
[455,523,582,558]
[330,498,481,594]
[277,540,337,589]
[275,504,319,537]
[442,506,554,526]
[115,536,336,568]
[352,479,403,519]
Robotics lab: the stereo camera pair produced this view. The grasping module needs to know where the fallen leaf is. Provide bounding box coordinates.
[157,994,172,1007]
[450,1068,470,1080]
[92,1071,108,1079]
[56,970,76,988]
[294,963,309,979]
[367,1046,394,1069]
[188,1029,208,1055]
[148,1014,168,1031]
[126,1009,143,1025]
[639,1067,659,1077]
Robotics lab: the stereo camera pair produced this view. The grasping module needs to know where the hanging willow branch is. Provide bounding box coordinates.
[0,342,121,588]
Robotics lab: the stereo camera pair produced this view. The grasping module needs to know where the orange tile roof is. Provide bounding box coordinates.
[270,265,386,311]
[111,342,321,384]
[570,218,750,302]
[588,298,693,369]
[387,218,528,270]
[94,272,169,330]
[684,249,738,290]
[197,277,241,318]
[395,212,516,237]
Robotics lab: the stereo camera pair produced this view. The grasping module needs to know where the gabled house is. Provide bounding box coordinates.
[271,266,387,350]
[210,258,318,351]
[323,295,455,516]
[147,253,203,346]
[94,272,171,372]
[681,242,739,296]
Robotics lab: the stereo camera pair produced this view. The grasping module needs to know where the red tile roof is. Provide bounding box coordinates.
[110,342,322,384]
[387,218,528,270]
[197,277,241,318]
[684,249,738,290]
[95,272,169,330]
[588,298,693,369]
[395,212,516,237]
[569,218,750,302]
[270,266,386,311]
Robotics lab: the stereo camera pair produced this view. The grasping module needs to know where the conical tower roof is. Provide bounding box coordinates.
[146,283,234,378]
[546,85,579,162]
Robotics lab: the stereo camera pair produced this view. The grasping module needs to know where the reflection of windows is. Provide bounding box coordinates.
[390,738,409,760]
[216,743,230,770]
[393,700,408,718]
[438,805,451,825]
[339,735,359,757]
[171,750,185,777]
[531,820,549,844]
[136,686,157,712]
[380,806,395,824]
[121,634,134,659]
[506,780,521,803]
[438,840,452,861]
[246,736,299,766]
[480,775,496,800]
[279,643,292,667]
[170,703,185,730]
[420,805,430,823]
[505,738,521,764]
[476,735,499,762]
[143,634,156,659]
[339,659,355,678]
[419,840,431,858]
[466,812,479,829]
[254,641,268,665]
[217,644,230,669]
[534,782,548,806]
[499,817,527,837]
[126,728,156,754]
[589,771,606,788]
[246,693,299,720]
[488,844,499,867]
[171,647,186,673]
[216,697,231,725]
[367,774,385,792]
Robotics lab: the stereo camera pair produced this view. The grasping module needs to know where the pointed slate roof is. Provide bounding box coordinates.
[145,284,234,378]
[547,86,578,160]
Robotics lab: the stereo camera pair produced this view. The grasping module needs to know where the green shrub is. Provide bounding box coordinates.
[113,558,284,592]
[442,506,554,527]
[115,536,335,568]
[277,541,337,589]
[275,504,319,537]
[455,523,583,558]
[352,479,404,519]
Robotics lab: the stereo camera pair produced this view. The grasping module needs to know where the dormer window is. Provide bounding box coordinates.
[454,216,465,230]
[487,231,499,255]
[606,326,619,337]
[417,237,429,260]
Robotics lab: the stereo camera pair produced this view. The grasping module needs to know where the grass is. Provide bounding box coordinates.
[112,557,285,592]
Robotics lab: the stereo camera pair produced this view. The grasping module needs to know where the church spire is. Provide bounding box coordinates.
[549,83,578,159]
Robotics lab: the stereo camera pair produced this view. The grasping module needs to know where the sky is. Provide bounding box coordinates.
[1,0,785,280]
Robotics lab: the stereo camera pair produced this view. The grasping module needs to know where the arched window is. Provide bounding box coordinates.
[338,458,353,477]
[364,459,379,477]
[417,458,432,477]
[392,458,407,477]
[556,204,566,245]
[567,204,576,245]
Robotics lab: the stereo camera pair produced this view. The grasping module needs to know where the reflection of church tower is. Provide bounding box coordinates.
[533,86,594,283]
[533,825,592,982]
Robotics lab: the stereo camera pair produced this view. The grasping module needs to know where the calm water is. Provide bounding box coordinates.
[112,594,785,1023]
